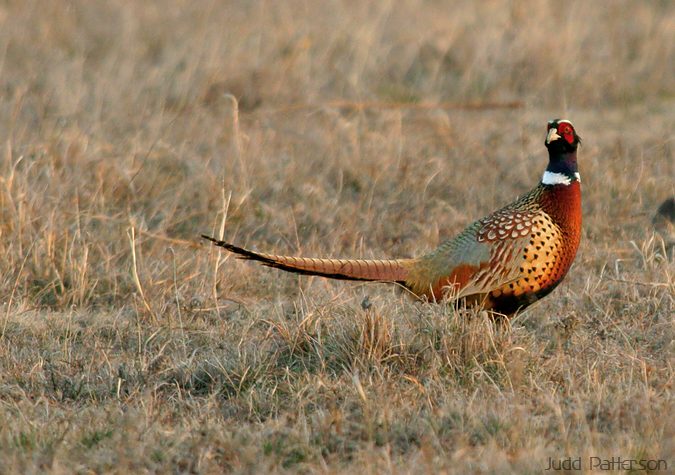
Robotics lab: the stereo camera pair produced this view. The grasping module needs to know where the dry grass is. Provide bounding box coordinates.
[0,1,673,473]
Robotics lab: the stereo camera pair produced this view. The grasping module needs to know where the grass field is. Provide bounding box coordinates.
[0,1,673,473]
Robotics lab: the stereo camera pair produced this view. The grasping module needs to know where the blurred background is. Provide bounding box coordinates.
[1,0,672,306]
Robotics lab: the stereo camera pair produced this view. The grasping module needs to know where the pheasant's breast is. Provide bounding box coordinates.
[490,213,564,299]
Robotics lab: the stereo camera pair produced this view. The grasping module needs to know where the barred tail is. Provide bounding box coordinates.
[202,235,411,283]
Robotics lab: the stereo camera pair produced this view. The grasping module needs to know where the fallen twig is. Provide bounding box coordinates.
[255,100,524,114]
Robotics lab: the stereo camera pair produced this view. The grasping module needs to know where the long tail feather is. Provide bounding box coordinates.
[202,235,411,283]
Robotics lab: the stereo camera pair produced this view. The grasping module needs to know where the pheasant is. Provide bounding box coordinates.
[203,119,582,315]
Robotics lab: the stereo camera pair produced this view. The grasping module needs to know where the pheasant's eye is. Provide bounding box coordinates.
[564,126,572,134]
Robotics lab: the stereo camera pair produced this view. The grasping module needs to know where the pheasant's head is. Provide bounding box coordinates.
[542,119,581,186]
[545,119,581,153]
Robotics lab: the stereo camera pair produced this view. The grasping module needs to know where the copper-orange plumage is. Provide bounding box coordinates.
[203,119,582,315]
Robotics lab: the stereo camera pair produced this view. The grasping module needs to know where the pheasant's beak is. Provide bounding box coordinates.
[546,127,561,144]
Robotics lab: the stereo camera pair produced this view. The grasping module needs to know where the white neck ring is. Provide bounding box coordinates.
[542,171,581,185]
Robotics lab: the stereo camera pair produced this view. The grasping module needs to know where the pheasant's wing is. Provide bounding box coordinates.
[406,207,542,300]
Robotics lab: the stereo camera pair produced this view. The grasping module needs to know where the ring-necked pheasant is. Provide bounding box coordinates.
[203,119,582,315]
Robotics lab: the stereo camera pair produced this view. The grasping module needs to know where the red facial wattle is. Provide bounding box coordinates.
[558,123,575,144]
